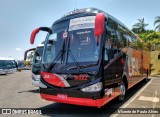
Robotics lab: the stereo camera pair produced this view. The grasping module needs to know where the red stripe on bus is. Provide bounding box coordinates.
[41,71,65,87]
[40,91,120,108]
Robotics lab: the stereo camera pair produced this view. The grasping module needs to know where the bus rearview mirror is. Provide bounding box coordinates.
[30,28,40,44]
[30,27,52,44]
[24,48,36,60]
[94,13,105,36]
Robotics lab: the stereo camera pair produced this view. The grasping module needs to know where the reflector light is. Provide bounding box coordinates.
[81,82,102,92]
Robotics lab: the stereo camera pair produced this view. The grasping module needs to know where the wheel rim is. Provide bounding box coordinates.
[119,83,126,100]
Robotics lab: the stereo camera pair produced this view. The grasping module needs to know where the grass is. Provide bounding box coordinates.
[151,51,160,75]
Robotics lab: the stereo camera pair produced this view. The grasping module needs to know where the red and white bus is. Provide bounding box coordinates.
[30,8,151,108]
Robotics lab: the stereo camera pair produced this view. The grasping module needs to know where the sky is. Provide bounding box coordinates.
[0,0,160,60]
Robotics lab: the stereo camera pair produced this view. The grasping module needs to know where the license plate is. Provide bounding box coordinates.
[57,94,68,99]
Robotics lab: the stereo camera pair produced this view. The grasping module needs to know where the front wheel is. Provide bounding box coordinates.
[119,81,126,101]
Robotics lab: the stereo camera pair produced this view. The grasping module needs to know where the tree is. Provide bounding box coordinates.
[132,38,147,50]
[132,18,148,34]
[131,28,139,34]
[27,52,34,61]
[154,16,160,32]
[24,61,31,66]
[138,33,153,51]
[138,32,160,51]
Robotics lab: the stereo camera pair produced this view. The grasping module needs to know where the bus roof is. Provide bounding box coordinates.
[53,8,125,26]
[57,7,138,38]
[0,57,15,60]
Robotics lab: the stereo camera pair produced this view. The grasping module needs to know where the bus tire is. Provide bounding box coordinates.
[119,80,126,101]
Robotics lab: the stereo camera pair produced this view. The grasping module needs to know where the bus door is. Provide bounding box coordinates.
[104,43,126,93]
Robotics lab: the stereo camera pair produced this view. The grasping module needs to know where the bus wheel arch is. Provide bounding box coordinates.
[122,75,128,90]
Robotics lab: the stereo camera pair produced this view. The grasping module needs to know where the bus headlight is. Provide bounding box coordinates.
[81,82,102,92]
[39,80,47,88]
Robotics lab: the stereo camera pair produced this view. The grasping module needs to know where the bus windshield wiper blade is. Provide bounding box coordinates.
[66,49,83,73]
[67,63,97,70]
[66,36,83,73]
[48,39,66,71]
[47,50,63,71]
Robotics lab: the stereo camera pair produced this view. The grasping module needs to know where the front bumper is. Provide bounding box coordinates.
[31,79,40,87]
[40,93,119,108]
[7,70,13,74]
[31,74,40,87]
[0,71,7,75]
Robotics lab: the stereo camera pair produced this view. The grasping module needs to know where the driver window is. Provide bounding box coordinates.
[105,40,120,61]
[109,45,120,59]
[105,18,121,61]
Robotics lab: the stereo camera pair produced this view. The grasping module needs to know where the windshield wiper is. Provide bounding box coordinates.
[67,63,97,70]
[65,34,98,77]
[66,36,83,73]
[48,39,66,71]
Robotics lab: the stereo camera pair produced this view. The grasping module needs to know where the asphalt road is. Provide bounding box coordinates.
[0,71,160,117]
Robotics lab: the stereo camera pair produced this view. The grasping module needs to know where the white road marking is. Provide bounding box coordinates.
[152,105,154,117]
[138,96,159,103]
[122,79,152,108]
[152,90,158,117]
[112,79,152,117]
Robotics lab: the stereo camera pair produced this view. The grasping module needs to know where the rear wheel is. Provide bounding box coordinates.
[119,80,126,101]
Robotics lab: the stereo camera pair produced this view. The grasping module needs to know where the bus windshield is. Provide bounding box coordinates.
[18,61,24,67]
[34,47,43,65]
[0,60,5,69]
[43,16,100,71]
[11,61,17,68]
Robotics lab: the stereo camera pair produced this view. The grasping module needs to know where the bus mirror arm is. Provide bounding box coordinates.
[24,48,36,60]
[30,27,52,44]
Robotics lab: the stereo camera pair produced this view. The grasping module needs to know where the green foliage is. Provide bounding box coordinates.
[23,61,31,66]
[131,17,160,74]
[27,51,34,61]
[131,16,160,51]
[151,51,160,75]
[154,16,160,32]
[137,32,160,51]
[132,18,148,34]
[145,41,152,51]
[132,37,151,52]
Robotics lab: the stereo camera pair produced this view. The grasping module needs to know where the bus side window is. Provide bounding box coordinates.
[105,46,109,61]
[104,38,110,61]
[108,45,114,60]
[105,18,120,61]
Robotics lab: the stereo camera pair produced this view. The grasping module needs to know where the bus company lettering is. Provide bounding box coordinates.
[43,74,50,79]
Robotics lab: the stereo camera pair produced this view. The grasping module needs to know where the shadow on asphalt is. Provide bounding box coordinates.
[0,74,9,76]
[37,79,151,117]
[0,74,6,76]
[18,89,39,94]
